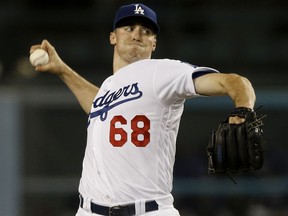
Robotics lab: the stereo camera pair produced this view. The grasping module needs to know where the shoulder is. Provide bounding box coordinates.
[141,59,197,72]
[128,59,218,76]
[121,59,185,73]
[132,58,187,67]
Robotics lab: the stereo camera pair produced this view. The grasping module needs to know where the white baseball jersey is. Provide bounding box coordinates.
[78,59,218,207]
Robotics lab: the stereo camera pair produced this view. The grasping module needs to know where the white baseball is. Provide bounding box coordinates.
[30,48,49,67]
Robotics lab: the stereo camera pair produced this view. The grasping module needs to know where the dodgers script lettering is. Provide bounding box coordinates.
[89,83,143,121]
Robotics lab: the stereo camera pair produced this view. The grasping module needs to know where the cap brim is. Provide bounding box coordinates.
[114,16,160,34]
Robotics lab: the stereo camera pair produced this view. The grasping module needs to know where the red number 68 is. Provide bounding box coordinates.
[109,115,150,147]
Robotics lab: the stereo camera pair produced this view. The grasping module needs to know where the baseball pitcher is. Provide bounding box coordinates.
[30,3,265,216]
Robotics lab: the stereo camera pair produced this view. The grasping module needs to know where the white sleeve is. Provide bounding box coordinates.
[153,59,218,105]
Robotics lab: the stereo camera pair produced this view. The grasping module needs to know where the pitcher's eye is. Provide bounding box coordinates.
[124,26,134,32]
[142,28,153,35]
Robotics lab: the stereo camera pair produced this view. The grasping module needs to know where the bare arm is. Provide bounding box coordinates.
[194,73,256,123]
[30,39,99,114]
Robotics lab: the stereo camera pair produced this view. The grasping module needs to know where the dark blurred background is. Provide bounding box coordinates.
[0,0,287,216]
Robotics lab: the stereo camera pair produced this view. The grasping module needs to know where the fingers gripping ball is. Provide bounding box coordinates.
[30,49,49,67]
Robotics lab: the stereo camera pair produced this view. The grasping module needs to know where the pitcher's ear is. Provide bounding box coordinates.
[110,32,116,45]
[152,37,157,51]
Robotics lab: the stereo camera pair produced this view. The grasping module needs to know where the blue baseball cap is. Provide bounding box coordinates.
[113,3,160,34]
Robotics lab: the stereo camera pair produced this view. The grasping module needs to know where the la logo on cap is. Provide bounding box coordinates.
[134,4,144,15]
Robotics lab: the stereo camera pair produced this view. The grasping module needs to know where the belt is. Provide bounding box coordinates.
[79,194,158,216]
